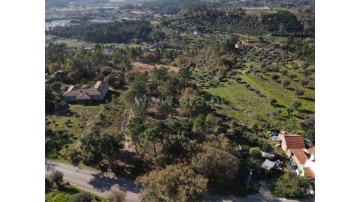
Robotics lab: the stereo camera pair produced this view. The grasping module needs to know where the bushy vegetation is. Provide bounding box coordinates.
[191,145,239,184]
[136,164,208,202]
[272,174,310,198]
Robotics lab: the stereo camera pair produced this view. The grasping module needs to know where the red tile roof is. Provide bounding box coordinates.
[92,81,108,93]
[63,85,82,96]
[304,167,315,180]
[63,81,108,101]
[284,135,306,149]
[307,146,315,155]
[290,149,309,164]
[84,89,102,96]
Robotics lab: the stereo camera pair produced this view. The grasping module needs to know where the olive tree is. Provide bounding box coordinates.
[300,80,308,87]
[48,171,63,187]
[294,89,305,98]
[281,80,291,89]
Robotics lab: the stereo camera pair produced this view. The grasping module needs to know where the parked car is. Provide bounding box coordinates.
[268,129,280,137]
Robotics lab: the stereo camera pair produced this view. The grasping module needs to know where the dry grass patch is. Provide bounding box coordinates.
[131,62,180,73]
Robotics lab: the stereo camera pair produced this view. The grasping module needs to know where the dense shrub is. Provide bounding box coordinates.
[272,174,310,198]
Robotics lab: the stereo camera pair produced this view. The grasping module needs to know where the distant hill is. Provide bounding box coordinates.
[162,7,306,36]
[45,0,109,9]
[143,0,315,15]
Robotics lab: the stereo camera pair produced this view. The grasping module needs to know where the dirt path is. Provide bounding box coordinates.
[85,106,104,135]
[120,108,134,151]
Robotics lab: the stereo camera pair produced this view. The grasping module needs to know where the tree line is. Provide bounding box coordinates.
[49,20,166,44]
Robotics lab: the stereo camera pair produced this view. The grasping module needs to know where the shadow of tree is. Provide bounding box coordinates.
[273,104,286,109]
[292,115,305,120]
[202,92,230,105]
[300,97,315,102]
[59,185,81,194]
[306,86,315,90]
[299,109,315,114]
[89,173,141,193]
[112,151,148,179]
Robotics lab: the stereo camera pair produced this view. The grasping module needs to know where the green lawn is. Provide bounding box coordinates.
[46,184,107,202]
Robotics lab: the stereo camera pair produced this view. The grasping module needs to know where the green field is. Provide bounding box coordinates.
[51,39,95,49]
[46,104,103,160]
[206,79,282,126]
[204,67,314,129]
[240,72,314,112]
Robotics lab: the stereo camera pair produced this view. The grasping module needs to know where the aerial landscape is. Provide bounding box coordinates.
[45,0,315,201]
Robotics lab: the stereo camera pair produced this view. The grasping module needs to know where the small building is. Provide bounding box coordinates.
[261,159,276,171]
[63,81,109,104]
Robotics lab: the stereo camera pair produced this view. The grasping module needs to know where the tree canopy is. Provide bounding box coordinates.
[191,145,239,184]
[136,164,208,202]
[272,174,310,198]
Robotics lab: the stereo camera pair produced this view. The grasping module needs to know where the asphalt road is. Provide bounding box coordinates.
[45,160,314,202]
[45,160,141,202]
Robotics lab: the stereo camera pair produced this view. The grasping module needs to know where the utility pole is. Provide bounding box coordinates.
[246,169,253,191]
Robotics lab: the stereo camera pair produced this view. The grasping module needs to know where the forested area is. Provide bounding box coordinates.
[162,7,308,36]
[49,21,165,43]
[262,11,303,33]
[143,0,218,15]
[143,0,315,15]
[163,7,266,35]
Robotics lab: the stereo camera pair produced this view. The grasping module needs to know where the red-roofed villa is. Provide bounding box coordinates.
[63,81,109,104]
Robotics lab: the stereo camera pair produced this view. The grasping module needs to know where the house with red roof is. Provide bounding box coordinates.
[63,81,109,104]
[278,134,315,181]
